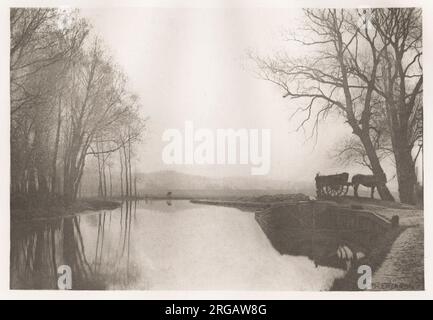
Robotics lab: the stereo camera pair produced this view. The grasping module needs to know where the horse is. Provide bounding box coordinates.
[351,174,386,199]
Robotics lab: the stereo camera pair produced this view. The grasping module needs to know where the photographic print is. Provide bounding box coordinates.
[8,3,424,292]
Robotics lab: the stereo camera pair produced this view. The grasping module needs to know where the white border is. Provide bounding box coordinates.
[0,0,431,300]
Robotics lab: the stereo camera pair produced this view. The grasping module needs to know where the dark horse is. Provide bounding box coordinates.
[352,174,386,199]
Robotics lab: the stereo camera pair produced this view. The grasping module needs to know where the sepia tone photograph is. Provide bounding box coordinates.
[8,3,423,292]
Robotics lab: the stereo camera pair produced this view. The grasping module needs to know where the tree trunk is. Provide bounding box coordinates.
[37,171,48,194]
[392,128,417,204]
[119,150,124,198]
[102,158,107,198]
[51,98,62,194]
[134,175,137,198]
[122,145,129,197]
[381,45,421,205]
[96,147,103,197]
[63,138,89,206]
[109,165,112,198]
[359,133,395,201]
[28,166,37,194]
[128,135,132,198]
[63,175,75,206]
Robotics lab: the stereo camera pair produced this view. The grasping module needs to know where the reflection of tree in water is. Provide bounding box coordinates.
[10,201,139,289]
[63,217,97,289]
[102,200,137,287]
[11,220,61,289]
[11,217,99,289]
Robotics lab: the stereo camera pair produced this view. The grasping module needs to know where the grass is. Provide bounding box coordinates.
[11,197,121,222]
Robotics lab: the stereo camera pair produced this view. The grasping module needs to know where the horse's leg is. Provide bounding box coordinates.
[316,186,322,199]
[354,184,359,198]
[371,186,375,199]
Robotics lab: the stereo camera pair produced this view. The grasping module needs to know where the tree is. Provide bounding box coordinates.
[369,8,422,204]
[61,40,133,204]
[10,9,147,210]
[250,9,395,201]
[336,8,422,204]
[10,8,88,199]
[335,98,394,171]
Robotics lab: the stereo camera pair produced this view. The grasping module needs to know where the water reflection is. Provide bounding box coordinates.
[11,200,346,290]
[255,209,374,273]
[11,201,137,289]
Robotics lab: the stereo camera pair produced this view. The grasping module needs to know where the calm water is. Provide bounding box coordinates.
[10,200,345,290]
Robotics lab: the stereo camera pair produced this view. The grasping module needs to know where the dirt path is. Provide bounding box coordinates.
[372,225,424,290]
[341,198,424,291]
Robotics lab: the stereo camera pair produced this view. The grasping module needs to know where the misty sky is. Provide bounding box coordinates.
[80,7,397,184]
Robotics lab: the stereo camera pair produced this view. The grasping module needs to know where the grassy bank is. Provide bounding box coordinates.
[11,197,121,222]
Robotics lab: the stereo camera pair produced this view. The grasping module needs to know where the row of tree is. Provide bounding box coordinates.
[251,8,422,204]
[10,8,145,207]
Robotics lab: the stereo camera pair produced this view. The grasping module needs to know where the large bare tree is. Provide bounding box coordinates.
[251,8,423,203]
[251,9,396,201]
[369,8,422,204]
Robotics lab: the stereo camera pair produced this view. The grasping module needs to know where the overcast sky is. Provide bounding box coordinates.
[80,7,396,183]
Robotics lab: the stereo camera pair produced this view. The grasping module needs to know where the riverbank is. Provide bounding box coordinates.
[192,195,424,291]
[191,193,310,211]
[11,198,121,223]
[331,197,424,290]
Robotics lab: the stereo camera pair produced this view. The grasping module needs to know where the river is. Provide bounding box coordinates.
[10,200,345,290]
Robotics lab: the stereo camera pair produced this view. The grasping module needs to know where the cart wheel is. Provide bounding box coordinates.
[325,184,344,197]
[342,184,349,196]
[328,184,346,197]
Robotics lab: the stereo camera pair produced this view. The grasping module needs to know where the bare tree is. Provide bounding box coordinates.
[250,9,395,201]
[335,99,394,170]
[10,8,88,201]
[61,40,134,204]
[10,8,147,211]
[87,96,146,199]
[369,8,422,204]
[336,8,422,204]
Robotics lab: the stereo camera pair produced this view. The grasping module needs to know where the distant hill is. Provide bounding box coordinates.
[135,170,315,197]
